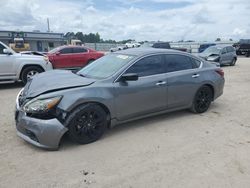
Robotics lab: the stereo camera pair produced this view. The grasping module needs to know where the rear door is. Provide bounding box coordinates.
[71,47,89,68]
[165,54,202,109]
[220,47,230,64]
[114,54,168,120]
[226,46,234,62]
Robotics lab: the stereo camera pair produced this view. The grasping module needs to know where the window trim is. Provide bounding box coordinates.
[124,54,166,78]
[164,54,203,74]
[72,47,89,54]
[59,47,73,54]
[114,53,203,83]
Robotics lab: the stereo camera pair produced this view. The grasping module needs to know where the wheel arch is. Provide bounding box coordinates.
[18,64,45,79]
[203,83,215,100]
[66,101,112,128]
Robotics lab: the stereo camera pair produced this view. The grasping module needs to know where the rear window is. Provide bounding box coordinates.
[60,48,73,54]
[226,46,235,52]
[73,47,87,53]
[165,55,194,72]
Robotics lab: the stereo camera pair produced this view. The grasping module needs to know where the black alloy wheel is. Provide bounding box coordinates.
[230,58,236,66]
[191,86,213,113]
[67,104,107,144]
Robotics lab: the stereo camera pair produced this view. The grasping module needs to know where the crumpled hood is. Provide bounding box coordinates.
[199,52,219,58]
[23,70,95,98]
[14,53,44,60]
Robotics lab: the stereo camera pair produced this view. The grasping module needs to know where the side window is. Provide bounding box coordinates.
[165,55,193,72]
[226,47,232,53]
[126,55,165,77]
[191,58,201,68]
[0,44,6,54]
[73,47,88,53]
[59,48,73,54]
[221,48,227,54]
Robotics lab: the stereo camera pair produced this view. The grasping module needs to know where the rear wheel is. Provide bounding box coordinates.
[66,104,107,144]
[190,86,213,113]
[21,66,43,84]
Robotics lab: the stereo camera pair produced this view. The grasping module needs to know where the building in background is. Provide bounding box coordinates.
[0,30,64,52]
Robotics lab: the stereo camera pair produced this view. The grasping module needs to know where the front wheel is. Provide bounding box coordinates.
[66,104,107,144]
[230,58,236,66]
[21,66,43,84]
[190,86,213,113]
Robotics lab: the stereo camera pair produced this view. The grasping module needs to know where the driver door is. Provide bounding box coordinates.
[114,54,168,121]
[0,44,15,79]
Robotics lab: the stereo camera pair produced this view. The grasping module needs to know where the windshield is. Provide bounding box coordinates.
[78,54,135,79]
[203,46,221,54]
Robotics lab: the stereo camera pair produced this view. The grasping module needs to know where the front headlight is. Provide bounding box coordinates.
[22,96,62,114]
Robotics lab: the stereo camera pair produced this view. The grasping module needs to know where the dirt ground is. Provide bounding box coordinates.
[0,58,250,188]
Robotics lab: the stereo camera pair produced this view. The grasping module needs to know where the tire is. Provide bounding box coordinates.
[66,104,107,144]
[230,58,236,66]
[190,86,213,113]
[245,52,250,57]
[21,66,43,84]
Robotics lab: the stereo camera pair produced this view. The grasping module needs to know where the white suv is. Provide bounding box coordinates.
[0,41,53,84]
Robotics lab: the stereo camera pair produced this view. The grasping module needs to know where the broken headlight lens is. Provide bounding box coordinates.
[22,96,62,114]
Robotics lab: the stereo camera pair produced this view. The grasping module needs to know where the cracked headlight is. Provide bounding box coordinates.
[23,96,62,114]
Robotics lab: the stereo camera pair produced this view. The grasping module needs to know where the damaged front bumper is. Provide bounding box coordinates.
[15,89,68,150]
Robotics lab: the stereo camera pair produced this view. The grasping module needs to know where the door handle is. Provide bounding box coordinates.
[192,74,200,78]
[156,81,167,86]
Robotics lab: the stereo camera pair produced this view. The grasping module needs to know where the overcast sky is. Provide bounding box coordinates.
[0,0,249,41]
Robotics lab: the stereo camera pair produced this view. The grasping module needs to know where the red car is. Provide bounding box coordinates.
[46,46,104,70]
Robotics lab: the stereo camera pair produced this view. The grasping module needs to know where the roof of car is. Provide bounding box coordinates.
[114,47,185,56]
[215,44,233,48]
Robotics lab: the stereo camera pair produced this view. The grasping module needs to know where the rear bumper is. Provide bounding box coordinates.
[214,78,225,100]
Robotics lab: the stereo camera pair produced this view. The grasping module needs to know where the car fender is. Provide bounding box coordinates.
[56,86,116,119]
[15,58,52,78]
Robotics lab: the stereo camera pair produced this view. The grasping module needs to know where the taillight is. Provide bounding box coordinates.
[215,69,224,77]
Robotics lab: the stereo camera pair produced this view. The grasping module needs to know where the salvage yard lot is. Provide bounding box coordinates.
[0,58,250,188]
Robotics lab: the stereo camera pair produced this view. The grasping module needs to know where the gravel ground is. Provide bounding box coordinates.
[0,58,250,188]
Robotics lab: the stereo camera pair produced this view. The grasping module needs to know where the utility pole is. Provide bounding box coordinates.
[47,18,50,32]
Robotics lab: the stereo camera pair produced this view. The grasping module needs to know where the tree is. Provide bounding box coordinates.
[215,38,221,41]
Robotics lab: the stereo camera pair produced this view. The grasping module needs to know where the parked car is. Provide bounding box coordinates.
[233,39,250,57]
[110,46,127,52]
[198,43,216,53]
[199,45,237,66]
[150,42,188,52]
[125,42,140,48]
[15,48,224,149]
[0,41,52,84]
[46,45,104,70]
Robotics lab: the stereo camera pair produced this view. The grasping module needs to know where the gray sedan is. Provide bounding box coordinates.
[15,48,225,149]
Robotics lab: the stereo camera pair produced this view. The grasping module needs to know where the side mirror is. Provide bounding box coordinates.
[55,51,60,55]
[120,73,139,81]
[3,48,12,55]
